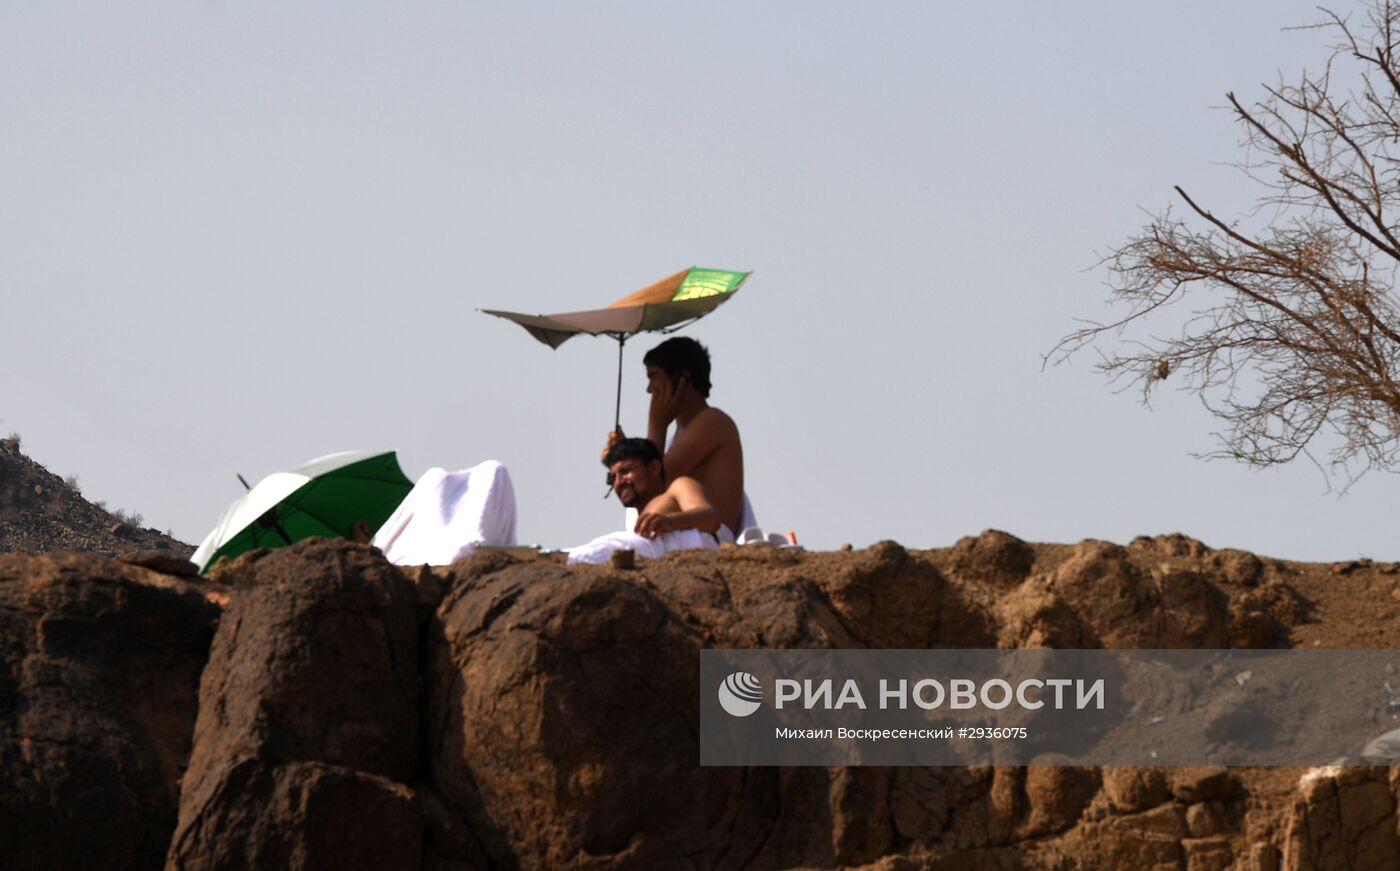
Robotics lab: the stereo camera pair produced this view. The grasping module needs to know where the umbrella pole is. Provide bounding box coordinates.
[614,334,626,433]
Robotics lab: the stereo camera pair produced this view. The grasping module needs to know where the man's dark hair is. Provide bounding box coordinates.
[643,336,712,398]
[603,436,663,470]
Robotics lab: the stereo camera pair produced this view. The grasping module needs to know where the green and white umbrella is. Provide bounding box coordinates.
[192,450,413,573]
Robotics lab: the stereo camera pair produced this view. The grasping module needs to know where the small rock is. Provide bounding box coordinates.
[118,551,200,577]
[0,437,17,453]
[1186,801,1226,837]
[1182,836,1234,870]
[1169,767,1238,803]
[33,484,43,496]
[841,543,853,552]
[611,549,636,570]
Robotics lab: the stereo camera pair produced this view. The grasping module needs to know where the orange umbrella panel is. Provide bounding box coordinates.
[482,266,750,348]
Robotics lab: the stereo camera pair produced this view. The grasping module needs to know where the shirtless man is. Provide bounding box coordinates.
[605,437,721,539]
[603,337,745,536]
[565,438,724,565]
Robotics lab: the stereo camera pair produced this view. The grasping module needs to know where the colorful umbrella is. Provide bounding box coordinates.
[483,266,750,429]
[191,450,413,573]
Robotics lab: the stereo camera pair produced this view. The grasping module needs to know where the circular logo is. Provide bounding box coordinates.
[718,671,763,717]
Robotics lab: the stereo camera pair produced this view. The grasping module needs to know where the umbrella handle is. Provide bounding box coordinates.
[613,334,626,433]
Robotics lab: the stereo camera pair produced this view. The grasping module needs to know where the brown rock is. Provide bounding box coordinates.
[731,574,862,649]
[1152,567,1229,648]
[1186,800,1229,837]
[890,767,953,842]
[1169,767,1240,804]
[1183,835,1235,871]
[119,550,200,577]
[995,581,1088,649]
[427,560,745,868]
[1281,767,1400,871]
[1022,763,1100,836]
[815,541,995,648]
[610,548,636,570]
[1049,540,1155,647]
[1103,766,1172,812]
[829,768,895,865]
[1126,802,1190,839]
[1064,810,1187,867]
[167,539,420,869]
[1152,533,1213,559]
[1216,550,1263,586]
[166,760,423,871]
[1252,842,1281,871]
[948,529,1036,589]
[0,553,218,870]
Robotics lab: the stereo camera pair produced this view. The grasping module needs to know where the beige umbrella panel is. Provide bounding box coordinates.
[482,266,750,428]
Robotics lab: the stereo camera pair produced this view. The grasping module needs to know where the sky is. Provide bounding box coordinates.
[2,1,1392,561]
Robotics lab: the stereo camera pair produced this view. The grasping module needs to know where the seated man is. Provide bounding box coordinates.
[604,336,746,534]
[567,437,725,565]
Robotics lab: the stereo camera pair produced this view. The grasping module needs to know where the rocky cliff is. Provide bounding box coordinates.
[7,527,1400,870]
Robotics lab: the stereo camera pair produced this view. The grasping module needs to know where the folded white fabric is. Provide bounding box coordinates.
[371,460,517,566]
[566,525,730,565]
[624,493,756,538]
[736,526,801,549]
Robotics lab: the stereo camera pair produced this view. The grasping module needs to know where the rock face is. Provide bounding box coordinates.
[0,552,218,871]
[166,540,423,870]
[5,527,1399,869]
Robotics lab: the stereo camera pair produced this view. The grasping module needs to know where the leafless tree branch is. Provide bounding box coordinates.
[1048,2,1400,483]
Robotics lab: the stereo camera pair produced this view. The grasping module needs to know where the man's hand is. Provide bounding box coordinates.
[600,428,625,462]
[648,376,683,433]
[634,510,674,539]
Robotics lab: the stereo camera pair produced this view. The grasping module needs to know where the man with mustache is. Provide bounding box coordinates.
[567,437,724,565]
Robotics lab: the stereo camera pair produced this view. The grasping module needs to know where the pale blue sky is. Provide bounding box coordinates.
[4,1,1388,560]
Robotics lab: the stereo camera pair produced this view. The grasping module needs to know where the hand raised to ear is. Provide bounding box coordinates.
[649,376,683,429]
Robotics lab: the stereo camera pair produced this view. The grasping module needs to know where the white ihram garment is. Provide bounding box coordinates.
[565,523,734,566]
[370,460,516,566]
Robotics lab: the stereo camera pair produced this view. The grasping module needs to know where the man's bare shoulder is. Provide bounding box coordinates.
[691,406,741,439]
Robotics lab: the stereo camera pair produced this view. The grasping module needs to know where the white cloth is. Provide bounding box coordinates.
[624,493,756,537]
[370,460,516,566]
[566,523,734,565]
[739,493,758,531]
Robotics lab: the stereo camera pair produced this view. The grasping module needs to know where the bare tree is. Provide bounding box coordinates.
[1051,1,1400,486]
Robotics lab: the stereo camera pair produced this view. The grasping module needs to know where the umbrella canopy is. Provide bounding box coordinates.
[482,266,750,349]
[482,266,751,428]
[191,450,413,573]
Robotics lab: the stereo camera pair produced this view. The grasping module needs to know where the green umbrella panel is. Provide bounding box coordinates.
[192,450,413,573]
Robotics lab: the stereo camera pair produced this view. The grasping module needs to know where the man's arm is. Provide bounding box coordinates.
[658,408,733,483]
[634,477,722,538]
